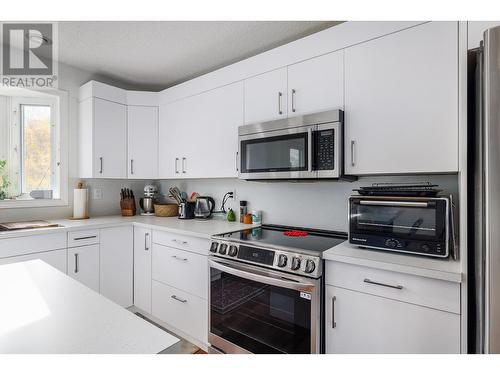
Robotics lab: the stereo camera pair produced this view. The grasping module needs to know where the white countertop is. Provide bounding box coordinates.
[0,260,179,353]
[323,241,462,283]
[0,215,258,240]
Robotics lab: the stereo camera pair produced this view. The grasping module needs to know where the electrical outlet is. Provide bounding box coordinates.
[93,188,103,200]
[232,189,237,201]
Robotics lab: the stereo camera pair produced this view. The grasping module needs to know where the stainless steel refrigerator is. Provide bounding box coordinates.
[469,25,500,354]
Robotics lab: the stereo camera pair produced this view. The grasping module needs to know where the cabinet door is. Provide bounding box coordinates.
[344,22,458,175]
[127,105,158,179]
[244,68,287,124]
[67,244,100,292]
[93,98,127,178]
[159,99,187,178]
[287,51,344,116]
[0,249,67,274]
[186,82,243,178]
[134,226,152,313]
[100,226,134,307]
[325,286,460,354]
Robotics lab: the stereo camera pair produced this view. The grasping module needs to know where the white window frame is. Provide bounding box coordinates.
[0,88,68,209]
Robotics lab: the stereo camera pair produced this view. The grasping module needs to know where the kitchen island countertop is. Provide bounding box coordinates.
[0,260,179,353]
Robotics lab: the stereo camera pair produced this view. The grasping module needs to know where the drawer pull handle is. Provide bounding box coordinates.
[144,232,150,251]
[172,255,188,261]
[171,239,188,245]
[171,295,187,303]
[73,235,97,241]
[363,278,403,290]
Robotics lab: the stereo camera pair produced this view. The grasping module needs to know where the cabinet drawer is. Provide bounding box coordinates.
[0,233,66,258]
[325,261,460,313]
[152,244,207,299]
[152,230,209,255]
[152,280,208,345]
[68,229,100,247]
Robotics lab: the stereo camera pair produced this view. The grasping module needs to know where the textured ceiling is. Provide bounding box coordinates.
[58,21,341,91]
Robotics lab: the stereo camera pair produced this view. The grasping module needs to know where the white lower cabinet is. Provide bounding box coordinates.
[152,280,208,345]
[100,226,134,307]
[325,285,460,354]
[134,226,152,313]
[67,244,100,292]
[0,249,67,274]
[152,243,208,299]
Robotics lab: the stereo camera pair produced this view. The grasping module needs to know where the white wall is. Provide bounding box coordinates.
[0,62,153,222]
[158,175,458,232]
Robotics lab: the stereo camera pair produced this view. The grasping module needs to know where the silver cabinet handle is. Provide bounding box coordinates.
[175,158,179,174]
[363,278,403,290]
[291,89,296,112]
[171,239,188,245]
[73,235,97,241]
[350,140,355,167]
[172,255,188,261]
[182,157,187,174]
[144,232,150,251]
[171,295,187,303]
[130,159,134,175]
[99,157,103,174]
[74,253,79,274]
[332,296,337,328]
[278,92,283,115]
[235,152,239,172]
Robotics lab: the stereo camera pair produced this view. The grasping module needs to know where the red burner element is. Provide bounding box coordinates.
[283,230,309,237]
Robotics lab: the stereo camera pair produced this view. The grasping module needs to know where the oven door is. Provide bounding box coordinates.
[208,257,321,354]
[238,125,317,180]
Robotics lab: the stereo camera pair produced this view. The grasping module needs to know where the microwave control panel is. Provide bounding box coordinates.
[314,129,334,170]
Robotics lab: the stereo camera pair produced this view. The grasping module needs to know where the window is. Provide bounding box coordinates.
[0,87,66,207]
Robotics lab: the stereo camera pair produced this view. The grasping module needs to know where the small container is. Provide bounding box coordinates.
[243,213,253,224]
[239,200,248,223]
[251,210,262,225]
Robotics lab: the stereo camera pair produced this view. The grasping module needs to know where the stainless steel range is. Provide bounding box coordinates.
[207,225,346,354]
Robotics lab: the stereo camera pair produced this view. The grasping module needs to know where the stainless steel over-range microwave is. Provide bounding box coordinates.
[238,109,350,180]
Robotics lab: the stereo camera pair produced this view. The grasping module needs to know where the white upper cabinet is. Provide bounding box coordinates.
[93,98,128,178]
[287,51,344,116]
[244,68,288,124]
[344,22,459,175]
[79,81,159,179]
[127,105,158,179]
[159,82,243,179]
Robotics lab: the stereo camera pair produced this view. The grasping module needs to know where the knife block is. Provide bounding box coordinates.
[120,197,136,216]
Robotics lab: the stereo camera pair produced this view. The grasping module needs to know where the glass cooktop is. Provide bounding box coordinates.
[213,224,347,255]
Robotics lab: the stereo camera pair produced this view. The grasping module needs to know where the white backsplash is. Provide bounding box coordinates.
[157,175,459,232]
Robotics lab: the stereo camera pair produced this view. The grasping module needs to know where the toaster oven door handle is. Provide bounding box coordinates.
[209,259,316,293]
[358,200,429,208]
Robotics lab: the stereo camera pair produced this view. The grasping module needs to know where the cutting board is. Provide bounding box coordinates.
[0,220,59,231]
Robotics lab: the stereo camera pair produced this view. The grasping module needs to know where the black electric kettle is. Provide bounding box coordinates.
[194,196,215,219]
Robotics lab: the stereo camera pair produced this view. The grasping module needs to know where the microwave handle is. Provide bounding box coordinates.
[308,128,313,172]
[209,259,316,293]
[358,200,429,208]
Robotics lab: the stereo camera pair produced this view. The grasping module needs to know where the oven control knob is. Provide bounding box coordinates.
[219,244,227,255]
[210,242,219,253]
[304,260,316,274]
[291,257,301,271]
[228,245,238,257]
[385,239,397,248]
[277,254,288,267]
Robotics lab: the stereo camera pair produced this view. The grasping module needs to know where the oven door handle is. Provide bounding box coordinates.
[358,200,429,208]
[209,259,316,293]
